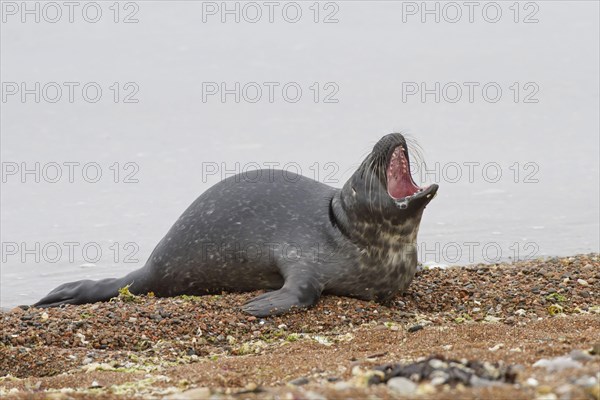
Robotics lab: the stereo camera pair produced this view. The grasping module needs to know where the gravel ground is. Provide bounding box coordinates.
[1,254,599,399]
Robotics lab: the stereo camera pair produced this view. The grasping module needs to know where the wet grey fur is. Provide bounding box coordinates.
[34,133,438,316]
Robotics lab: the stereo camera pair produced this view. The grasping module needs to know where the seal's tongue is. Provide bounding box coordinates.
[386,146,420,199]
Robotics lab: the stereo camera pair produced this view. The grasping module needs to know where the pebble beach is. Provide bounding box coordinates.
[1,254,599,399]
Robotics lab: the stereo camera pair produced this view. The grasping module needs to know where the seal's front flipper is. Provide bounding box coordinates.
[242,283,322,317]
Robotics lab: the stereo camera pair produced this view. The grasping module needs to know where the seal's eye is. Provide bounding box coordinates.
[351,187,357,195]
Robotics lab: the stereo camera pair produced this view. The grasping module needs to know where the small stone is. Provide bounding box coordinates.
[26,381,42,390]
[333,381,353,391]
[574,375,598,388]
[45,394,69,400]
[429,370,449,386]
[304,391,326,400]
[510,347,523,352]
[387,377,417,395]
[167,387,210,399]
[582,264,594,271]
[90,380,102,388]
[484,315,502,323]
[416,383,437,395]
[488,343,504,352]
[526,377,539,387]
[470,376,499,388]
[570,349,593,362]
[289,377,309,386]
[555,384,572,396]
[408,324,423,333]
[428,359,446,369]
[577,279,589,287]
[536,392,558,400]
[538,386,553,394]
[533,356,582,372]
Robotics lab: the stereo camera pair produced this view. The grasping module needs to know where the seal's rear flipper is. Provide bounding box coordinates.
[34,278,120,308]
[33,269,149,308]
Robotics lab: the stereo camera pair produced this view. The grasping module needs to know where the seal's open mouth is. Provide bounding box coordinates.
[386,145,427,200]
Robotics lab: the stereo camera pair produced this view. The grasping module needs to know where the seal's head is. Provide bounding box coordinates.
[337,133,438,239]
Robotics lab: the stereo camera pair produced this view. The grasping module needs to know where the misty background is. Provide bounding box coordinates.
[1,1,598,307]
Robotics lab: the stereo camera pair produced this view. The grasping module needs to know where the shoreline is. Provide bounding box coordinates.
[1,253,593,312]
[1,254,599,399]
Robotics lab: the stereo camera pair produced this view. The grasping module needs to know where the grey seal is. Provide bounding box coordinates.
[34,133,438,316]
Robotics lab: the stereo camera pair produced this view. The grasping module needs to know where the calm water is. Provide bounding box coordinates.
[1,1,598,308]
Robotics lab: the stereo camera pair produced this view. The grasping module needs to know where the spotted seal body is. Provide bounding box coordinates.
[35,133,438,316]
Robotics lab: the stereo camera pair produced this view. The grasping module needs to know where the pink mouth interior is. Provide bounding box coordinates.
[386,146,421,199]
